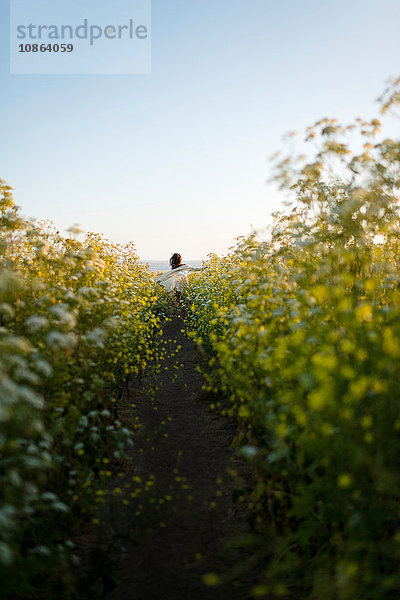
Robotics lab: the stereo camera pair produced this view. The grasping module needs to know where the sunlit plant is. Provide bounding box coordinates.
[0,181,169,597]
[185,77,400,599]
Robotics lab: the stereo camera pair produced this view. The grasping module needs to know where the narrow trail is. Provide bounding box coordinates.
[105,313,250,600]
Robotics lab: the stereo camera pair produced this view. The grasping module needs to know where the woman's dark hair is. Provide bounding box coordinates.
[170,253,182,269]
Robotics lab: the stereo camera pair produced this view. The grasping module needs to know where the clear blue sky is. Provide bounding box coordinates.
[1,0,400,259]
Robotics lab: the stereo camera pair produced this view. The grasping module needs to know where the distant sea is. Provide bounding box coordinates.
[140,259,204,274]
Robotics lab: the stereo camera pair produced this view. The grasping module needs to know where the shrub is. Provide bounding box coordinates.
[0,180,168,597]
[185,78,400,599]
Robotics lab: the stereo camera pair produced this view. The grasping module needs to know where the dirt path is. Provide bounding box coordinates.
[104,313,250,600]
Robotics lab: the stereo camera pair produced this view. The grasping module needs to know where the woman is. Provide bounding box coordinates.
[156,253,203,304]
[167,253,187,309]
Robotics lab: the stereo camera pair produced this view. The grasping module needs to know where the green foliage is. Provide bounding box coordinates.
[185,79,400,599]
[0,183,168,597]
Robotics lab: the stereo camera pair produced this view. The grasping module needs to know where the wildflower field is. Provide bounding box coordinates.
[0,179,170,597]
[184,80,400,598]
[2,78,400,599]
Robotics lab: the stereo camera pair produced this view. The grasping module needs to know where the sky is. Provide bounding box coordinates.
[1,0,400,260]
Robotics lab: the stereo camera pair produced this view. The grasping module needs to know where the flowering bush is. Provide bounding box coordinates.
[0,180,168,597]
[185,79,400,598]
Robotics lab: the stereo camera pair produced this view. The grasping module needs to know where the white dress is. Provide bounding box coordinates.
[156,265,203,294]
